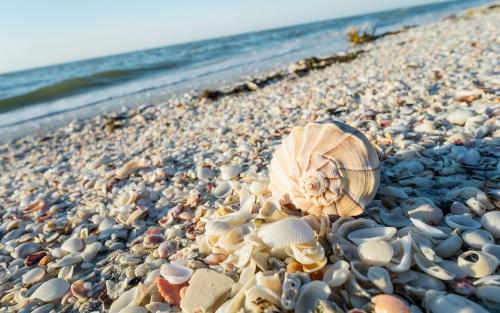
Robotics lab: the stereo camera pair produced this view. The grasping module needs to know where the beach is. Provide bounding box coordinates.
[0,4,499,313]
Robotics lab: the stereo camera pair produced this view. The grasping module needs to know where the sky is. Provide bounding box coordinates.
[0,0,448,74]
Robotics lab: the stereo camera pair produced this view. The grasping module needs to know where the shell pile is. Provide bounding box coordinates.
[0,5,499,313]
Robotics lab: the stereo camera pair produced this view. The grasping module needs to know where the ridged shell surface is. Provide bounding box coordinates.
[30,278,70,302]
[258,217,315,248]
[269,122,380,216]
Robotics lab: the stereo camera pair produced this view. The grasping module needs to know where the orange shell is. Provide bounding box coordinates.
[372,294,410,313]
[156,277,188,305]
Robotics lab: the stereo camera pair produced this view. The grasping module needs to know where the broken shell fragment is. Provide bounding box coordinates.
[269,122,380,217]
[348,226,396,245]
[457,251,498,278]
[295,281,331,313]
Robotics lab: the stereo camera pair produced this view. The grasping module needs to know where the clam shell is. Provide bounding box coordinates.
[322,260,350,287]
[220,165,242,180]
[30,278,70,302]
[82,242,102,262]
[22,267,45,284]
[61,237,84,253]
[410,218,448,238]
[258,217,315,250]
[358,240,394,266]
[12,242,41,259]
[213,181,233,198]
[482,244,500,263]
[160,263,193,284]
[481,211,500,238]
[423,290,489,313]
[390,234,413,272]
[444,214,481,230]
[401,197,442,224]
[461,229,494,249]
[295,281,331,313]
[457,251,498,278]
[348,226,396,245]
[269,122,380,217]
[372,294,410,313]
[368,266,393,293]
[434,235,463,259]
[475,285,500,303]
[414,253,455,281]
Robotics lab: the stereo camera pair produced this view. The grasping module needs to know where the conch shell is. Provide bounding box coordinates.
[269,122,380,216]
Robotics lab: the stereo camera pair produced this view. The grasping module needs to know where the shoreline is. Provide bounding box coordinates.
[0,4,499,313]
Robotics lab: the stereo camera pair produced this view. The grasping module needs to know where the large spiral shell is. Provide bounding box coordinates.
[269,122,380,216]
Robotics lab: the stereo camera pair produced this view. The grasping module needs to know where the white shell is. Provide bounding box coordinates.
[400,197,442,224]
[322,260,350,287]
[482,244,500,263]
[444,214,481,230]
[213,181,233,198]
[457,251,498,278]
[22,267,45,284]
[61,237,84,253]
[295,281,331,313]
[481,211,500,238]
[434,234,463,259]
[30,278,70,302]
[414,253,455,281]
[390,234,413,272]
[423,290,489,313]
[358,240,394,266]
[220,165,242,180]
[410,218,448,238]
[269,122,380,217]
[461,229,494,249]
[347,226,396,245]
[258,217,315,250]
[82,242,102,262]
[109,284,146,313]
[160,263,193,284]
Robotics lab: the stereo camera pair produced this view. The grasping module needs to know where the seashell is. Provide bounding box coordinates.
[220,165,243,180]
[481,211,500,238]
[197,167,215,181]
[379,186,408,199]
[347,226,396,245]
[414,253,455,281]
[461,229,494,249]
[258,217,315,257]
[156,277,187,306]
[379,207,412,227]
[358,241,394,266]
[423,290,489,313]
[444,214,481,230]
[400,197,442,224]
[22,267,45,284]
[269,122,380,217]
[295,281,331,313]
[61,237,84,253]
[109,284,146,313]
[409,231,439,262]
[457,251,498,278]
[368,266,393,293]
[351,260,370,282]
[30,278,70,302]
[25,251,48,267]
[336,218,378,239]
[287,241,327,272]
[473,275,500,287]
[114,158,148,180]
[475,285,500,304]
[119,306,148,313]
[256,272,281,296]
[482,244,500,263]
[390,234,413,272]
[58,265,75,280]
[82,242,102,262]
[52,252,82,267]
[450,201,470,215]
[204,253,227,266]
[438,260,467,279]
[213,181,234,198]
[450,278,475,295]
[143,234,164,248]
[434,234,463,259]
[249,179,269,196]
[322,260,350,287]
[281,273,302,310]
[160,263,193,284]
[71,280,90,300]
[410,218,448,238]
[404,272,445,297]
[244,285,281,312]
[372,294,410,313]
[12,242,41,259]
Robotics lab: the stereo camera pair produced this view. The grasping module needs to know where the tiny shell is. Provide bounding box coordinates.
[30,278,70,302]
[358,241,394,266]
[461,229,494,249]
[213,181,233,198]
[258,217,315,253]
[160,263,193,284]
[61,237,84,253]
[156,277,188,306]
[481,211,500,238]
[22,267,45,284]
[457,251,498,278]
[348,226,396,245]
[414,253,455,281]
[115,158,148,180]
[220,165,243,180]
[82,242,102,262]
[295,281,331,313]
[372,294,410,313]
[25,251,48,267]
[12,242,41,259]
[445,214,481,230]
[143,234,164,248]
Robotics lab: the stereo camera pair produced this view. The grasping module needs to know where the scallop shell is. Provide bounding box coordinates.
[160,263,193,284]
[295,281,331,313]
[258,217,315,255]
[30,278,70,302]
[269,122,380,217]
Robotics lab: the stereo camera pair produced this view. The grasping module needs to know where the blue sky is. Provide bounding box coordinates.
[0,0,447,74]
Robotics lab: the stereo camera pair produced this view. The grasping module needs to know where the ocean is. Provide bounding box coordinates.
[0,0,490,136]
